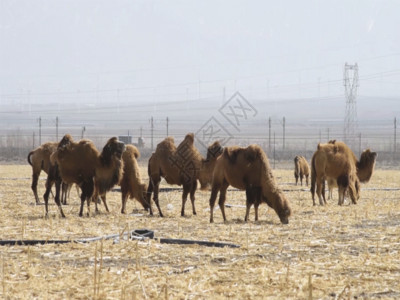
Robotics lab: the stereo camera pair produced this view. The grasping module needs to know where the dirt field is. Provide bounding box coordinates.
[0,163,399,299]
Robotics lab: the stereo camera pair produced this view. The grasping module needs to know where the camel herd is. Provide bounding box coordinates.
[27,133,377,224]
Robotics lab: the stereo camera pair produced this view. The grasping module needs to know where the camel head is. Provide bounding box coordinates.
[139,183,150,211]
[263,192,291,225]
[276,193,292,225]
[101,137,126,164]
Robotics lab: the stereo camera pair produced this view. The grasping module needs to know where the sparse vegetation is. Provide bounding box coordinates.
[0,163,399,299]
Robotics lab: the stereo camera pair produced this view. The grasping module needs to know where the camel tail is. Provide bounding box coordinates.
[27,151,34,166]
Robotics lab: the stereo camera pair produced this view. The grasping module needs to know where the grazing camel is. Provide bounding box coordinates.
[209,145,291,224]
[147,133,223,217]
[310,141,360,206]
[294,155,310,186]
[119,145,149,213]
[43,134,125,217]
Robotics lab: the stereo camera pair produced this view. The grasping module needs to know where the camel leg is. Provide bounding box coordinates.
[31,173,41,204]
[146,179,154,216]
[101,194,109,212]
[54,177,65,218]
[306,175,309,187]
[245,188,254,222]
[181,184,190,217]
[348,182,358,205]
[254,187,262,221]
[338,185,346,205]
[218,180,229,222]
[300,173,303,186]
[295,174,298,186]
[321,180,327,205]
[43,178,53,217]
[316,177,325,206]
[189,180,197,215]
[80,181,93,217]
[121,190,128,214]
[153,181,163,217]
[209,184,220,223]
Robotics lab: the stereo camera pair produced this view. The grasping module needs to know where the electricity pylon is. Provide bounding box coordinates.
[343,63,359,147]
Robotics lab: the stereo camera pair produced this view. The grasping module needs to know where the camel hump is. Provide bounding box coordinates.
[58,134,73,149]
[244,145,260,162]
[183,133,195,146]
[126,144,140,158]
[294,155,300,163]
[132,147,140,158]
[223,147,238,164]
[317,143,321,150]
[328,140,336,144]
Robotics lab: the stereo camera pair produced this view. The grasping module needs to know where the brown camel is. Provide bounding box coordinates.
[326,141,377,200]
[119,145,149,213]
[310,141,360,206]
[147,133,223,217]
[294,155,310,186]
[27,142,58,204]
[28,142,74,205]
[43,134,125,217]
[209,145,292,224]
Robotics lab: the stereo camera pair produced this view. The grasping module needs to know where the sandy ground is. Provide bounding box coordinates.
[0,164,399,299]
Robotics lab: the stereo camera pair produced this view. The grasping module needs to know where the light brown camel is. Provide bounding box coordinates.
[147,133,223,217]
[326,141,377,200]
[93,145,149,214]
[28,142,74,205]
[294,155,310,186]
[27,142,58,204]
[310,141,360,206]
[119,145,149,213]
[43,134,125,217]
[209,145,292,224]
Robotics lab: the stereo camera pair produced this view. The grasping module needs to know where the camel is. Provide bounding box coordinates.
[119,145,149,213]
[294,155,310,186]
[43,134,125,217]
[28,142,74,205]
[209,145,292,224]
[147,133,223,217]
[310,141,360,206]
[326,142,377,200]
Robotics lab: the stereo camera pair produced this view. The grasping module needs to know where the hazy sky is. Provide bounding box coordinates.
[1,0,400,104]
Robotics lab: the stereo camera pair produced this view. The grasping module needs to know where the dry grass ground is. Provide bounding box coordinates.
[0,163,399,299]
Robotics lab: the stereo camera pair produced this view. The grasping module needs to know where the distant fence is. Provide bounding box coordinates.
[2,132,399,168]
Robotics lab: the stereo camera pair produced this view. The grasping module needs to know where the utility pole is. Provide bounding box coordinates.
[56,116,59,141]
[273,132,276,169]
[395,117,397,154]
[81,126,86,139]
[282,116,285,151]
[268,117,271,153]
[151,117,154,151]
[343,63,359,147]
[166,117,169,137]
[38,117,42,145]
[327,128,330,141]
